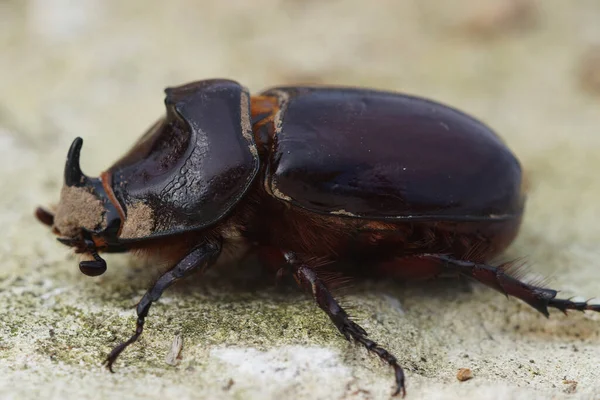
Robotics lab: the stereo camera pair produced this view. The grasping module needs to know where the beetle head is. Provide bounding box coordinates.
[37,137,126,277]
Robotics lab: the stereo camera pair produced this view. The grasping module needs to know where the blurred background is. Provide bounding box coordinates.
[3,0,600,257]
[2,0,599,163]
[1,1,600,399]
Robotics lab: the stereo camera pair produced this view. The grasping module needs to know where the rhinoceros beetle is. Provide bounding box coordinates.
[36,79,600,397]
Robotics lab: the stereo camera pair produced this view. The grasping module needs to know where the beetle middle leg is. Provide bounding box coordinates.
[104,240,221,371]
[385,254,600,317]
[285,253,406,397]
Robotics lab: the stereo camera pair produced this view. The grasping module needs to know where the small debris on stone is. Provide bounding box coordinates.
[456,0,537,38]
[562,379,578,394]
[578,46,600,95]
[222,378,235,391]
[457,368,473,382]
[165,334,183,366]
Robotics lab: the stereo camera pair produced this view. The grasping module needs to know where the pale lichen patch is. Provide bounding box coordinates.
[53,185,106,237]
[120,202,155,239]
[210,346,351,383]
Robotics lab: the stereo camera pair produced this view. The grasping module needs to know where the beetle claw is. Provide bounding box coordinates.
[102,357,116,373]
[391,373,407,398]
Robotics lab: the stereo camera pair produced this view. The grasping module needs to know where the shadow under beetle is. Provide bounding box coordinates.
[36,79,600,397]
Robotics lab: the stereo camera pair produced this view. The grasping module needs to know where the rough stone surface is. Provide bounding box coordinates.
[1,1,600,399]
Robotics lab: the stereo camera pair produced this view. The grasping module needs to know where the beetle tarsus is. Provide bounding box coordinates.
[104,320,144,372]
[291,262,406,397]
[547,298,600,314]
[103,241,221,371]
[352,334,406,397]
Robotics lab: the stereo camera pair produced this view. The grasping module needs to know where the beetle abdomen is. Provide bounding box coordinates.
[260,86,524,221]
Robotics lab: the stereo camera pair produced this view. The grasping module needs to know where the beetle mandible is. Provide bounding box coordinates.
[36,79,600,397]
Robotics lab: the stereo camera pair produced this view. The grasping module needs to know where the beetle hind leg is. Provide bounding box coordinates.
[288,257,405,397]
[391,254,600,317]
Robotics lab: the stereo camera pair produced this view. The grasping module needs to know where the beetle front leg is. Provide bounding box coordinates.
[286,254,406,397]
[104,239,222,371]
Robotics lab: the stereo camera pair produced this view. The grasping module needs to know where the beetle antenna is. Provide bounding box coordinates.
[64,137,88,187]
[35,207,55,227]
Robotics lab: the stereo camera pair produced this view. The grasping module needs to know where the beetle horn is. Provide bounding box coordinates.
[64,137,89,187]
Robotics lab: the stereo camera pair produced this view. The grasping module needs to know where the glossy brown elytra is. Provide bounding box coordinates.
[36,79,600,397]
